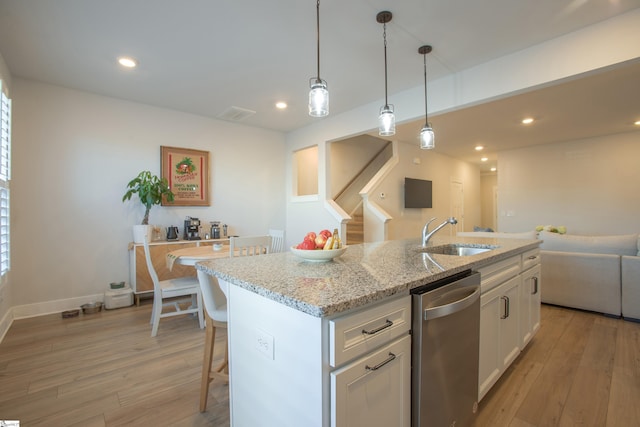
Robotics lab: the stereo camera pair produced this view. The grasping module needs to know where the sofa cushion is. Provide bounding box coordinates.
[457,230,537,239]
[621,256,640,320]
[539,231,638,256]
[540,251,622,316]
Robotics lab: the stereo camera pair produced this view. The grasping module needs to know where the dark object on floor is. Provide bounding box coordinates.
[61,309,80,318]
[81,302,103,314]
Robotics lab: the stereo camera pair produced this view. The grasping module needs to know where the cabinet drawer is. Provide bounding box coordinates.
[329,295,411,368]
[330,334,411,427]
[478,256,521,294]
[521,248,541,271]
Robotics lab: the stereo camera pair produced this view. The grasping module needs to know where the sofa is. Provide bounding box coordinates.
[457,230,640,320]
[538,231,640,320]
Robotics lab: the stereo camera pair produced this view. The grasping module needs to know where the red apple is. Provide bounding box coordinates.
[319,229,332,239]
[315,234,328,249]
[304,231,316,242]
[299,239,316,250]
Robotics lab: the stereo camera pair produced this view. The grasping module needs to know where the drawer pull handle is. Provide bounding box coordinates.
[362,319,393,335]
[528,255,538,260]
[500,296,510,319]
[365,352,396,371]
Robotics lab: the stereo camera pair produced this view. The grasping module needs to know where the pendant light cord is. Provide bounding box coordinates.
[316,0,321,83]
[383,21,389,107]
[423,52,428,127]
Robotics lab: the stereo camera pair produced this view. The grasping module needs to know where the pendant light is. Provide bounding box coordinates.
[418,45,435,149]
[309,0,328,117]
[377,11,395,136]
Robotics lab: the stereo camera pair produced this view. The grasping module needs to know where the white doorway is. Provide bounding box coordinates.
[493,185,498,231]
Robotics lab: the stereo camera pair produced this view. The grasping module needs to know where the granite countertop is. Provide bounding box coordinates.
[196,236,541,318]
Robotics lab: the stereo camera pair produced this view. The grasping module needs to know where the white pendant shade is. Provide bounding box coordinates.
[378,105,395,136]
[420,125,435,149]
[309,80,329,117]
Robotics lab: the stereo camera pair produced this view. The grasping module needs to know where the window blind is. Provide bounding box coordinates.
[0,81,11,276]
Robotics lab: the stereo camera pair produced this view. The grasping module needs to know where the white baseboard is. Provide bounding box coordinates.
[0,306,13,343]
[10,293,105,320]
[0,293,108,344]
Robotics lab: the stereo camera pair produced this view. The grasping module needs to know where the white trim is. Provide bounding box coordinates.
[0,305,13,342]
[10,293,106,320]
[291,194,319,203]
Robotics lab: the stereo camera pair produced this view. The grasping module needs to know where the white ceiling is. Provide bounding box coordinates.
[1,0,639,171]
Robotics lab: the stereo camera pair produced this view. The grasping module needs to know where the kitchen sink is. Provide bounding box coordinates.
[420,244,497,256]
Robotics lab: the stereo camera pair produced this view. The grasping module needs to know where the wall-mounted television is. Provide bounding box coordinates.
[404,177,432,208]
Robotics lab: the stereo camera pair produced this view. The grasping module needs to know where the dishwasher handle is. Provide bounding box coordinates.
[424,285,480,321]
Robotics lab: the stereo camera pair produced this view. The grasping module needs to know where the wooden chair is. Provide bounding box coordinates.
[197,269,229,412]
[142,236,204,337]
[268,229,285,253]
[229,235,272,257]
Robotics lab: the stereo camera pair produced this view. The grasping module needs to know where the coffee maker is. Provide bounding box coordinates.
[184,216,201,240]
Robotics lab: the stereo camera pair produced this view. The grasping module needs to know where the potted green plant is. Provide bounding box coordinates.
[122,170,175,243]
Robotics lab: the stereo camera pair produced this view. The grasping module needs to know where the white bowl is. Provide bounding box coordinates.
[212,243,224,251]
[290,245,347,262]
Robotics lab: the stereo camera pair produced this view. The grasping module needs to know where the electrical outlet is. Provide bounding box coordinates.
[255,328,274,360]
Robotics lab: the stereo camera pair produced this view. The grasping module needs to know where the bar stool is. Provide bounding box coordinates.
[196,269,229,412]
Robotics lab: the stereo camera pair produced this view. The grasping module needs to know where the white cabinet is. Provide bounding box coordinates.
[478,274,521,400]
[520,262,541,347]
[331,335,411,427]
[477,249,542,401]
[329,296,412,427]
[226,283,411,427]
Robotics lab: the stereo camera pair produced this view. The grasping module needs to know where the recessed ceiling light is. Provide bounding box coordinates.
[275,102,288,110]
[481,157,488,162]
[475,145,484,151]
[634,120,640,126]
[521,117,534,125]
[490,167,497,172]
[118,56,137,68]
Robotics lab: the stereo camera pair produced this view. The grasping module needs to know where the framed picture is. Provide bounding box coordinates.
[161,146,210,206]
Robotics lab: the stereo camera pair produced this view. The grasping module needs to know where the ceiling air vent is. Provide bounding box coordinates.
[217,106,256,122]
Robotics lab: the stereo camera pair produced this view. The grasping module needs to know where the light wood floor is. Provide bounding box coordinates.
[0,301,229,426]
[0,303,638,426]
[475,304,640,427]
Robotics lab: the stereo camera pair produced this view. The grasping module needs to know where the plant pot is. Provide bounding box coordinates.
[133,224,152,243]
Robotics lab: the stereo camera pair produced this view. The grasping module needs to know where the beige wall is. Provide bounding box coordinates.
[329,135,388,198]
[368,142,480,240]
[498,131,640,235]
[0,51,10,93]
[10,79,286,313]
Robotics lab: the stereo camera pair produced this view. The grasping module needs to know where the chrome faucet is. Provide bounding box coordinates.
[422,217,458,246]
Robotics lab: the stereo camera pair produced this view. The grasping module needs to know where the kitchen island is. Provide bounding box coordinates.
[196,236,541,427]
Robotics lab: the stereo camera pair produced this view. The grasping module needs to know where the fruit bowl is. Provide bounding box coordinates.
[290,246,347,262]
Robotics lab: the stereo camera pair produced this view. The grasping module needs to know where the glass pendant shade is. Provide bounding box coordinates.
[378,104,396,136]
[309,0,328,118]
[418,45,434,149]
[309,79,329,117]
[420,125,435,149]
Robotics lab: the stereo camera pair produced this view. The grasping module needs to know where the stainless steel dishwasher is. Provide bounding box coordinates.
[411,270,481,427]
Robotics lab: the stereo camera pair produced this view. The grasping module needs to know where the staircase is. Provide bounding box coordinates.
[347,205,364,245]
